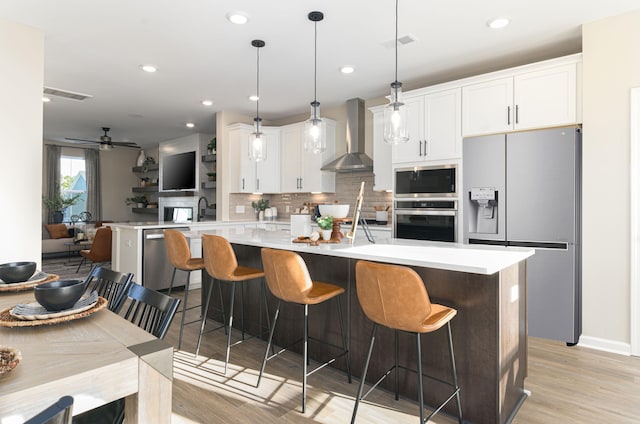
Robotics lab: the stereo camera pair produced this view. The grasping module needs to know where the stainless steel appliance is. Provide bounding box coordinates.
[143,227,189,290]
[463,126,581,344]
[394,200,457,242]
[395,165,456,198]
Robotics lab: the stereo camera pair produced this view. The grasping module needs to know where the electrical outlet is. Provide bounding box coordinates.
[285,205,290,213]
[236,205,245,214]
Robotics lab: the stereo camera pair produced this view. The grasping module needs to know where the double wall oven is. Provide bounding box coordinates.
[394,165,458,242]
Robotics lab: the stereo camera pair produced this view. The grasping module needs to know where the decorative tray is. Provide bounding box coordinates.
[0,273,59,293]
[0,345,21,377]
[292,237,340,245]
[0,296,107,327]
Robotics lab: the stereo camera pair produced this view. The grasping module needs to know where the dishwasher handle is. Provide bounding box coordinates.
[145,234,165,240]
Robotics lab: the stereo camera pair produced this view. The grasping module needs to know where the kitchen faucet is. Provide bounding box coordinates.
[197,196,209,221]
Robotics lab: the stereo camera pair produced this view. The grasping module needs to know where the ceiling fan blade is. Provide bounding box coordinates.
[64,137,100,144]
[110,142,140,149]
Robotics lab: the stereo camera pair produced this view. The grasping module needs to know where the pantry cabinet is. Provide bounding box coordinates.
[227,123,280,193]
[462,62,577,136]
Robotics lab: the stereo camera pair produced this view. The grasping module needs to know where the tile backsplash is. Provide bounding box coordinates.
[229,171,392,223]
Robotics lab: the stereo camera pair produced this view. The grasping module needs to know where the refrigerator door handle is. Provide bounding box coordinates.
[507,240,568,250]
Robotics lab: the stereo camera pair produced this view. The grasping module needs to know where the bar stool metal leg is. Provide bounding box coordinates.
[177,270,191,349]
[395,330,399,400]
[336,295,352,383]
[195,275,214,357]
[351,324,378,424]
[416,333,425,423]
[257,300,281,387]
[168,267,177,295]
[302,304,309,413]
[447,322,463,424]
[224,282,236,374]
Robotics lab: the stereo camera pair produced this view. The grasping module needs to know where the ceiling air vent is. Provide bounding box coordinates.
[43,87,93,101]
[382,34,417,49]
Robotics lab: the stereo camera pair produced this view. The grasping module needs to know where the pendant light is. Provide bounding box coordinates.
[383,0,409,144]
[304,11,326,154]
[249,39,266,162]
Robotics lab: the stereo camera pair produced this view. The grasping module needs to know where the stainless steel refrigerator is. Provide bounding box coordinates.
[463,126,581,344]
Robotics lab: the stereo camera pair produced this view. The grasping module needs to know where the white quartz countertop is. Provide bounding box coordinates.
[107,219,392,231]
[185,227,533,275]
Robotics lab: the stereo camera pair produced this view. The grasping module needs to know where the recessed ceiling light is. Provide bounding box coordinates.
[226,12,248,25]
[140,64,158,73]
[340,65,355,74]
[201,99,213,106]
[42,96,51,102]
[249,95,259,102]
[487,17,510,29]
[186,122,195,128]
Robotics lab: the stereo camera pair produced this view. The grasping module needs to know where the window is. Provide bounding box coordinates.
[60,153,87,221]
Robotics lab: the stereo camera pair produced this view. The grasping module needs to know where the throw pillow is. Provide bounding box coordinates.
[46,223,69,239]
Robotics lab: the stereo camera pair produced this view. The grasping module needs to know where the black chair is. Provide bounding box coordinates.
[113,283,180,339]
[82,266,133,312]
[24,395,73,424]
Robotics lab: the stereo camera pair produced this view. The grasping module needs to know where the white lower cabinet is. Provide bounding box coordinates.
[280,121,335,193]
[228,123,280,193]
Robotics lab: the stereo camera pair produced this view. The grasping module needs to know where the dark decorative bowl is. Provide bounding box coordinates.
[34,280,85,311]
[0,262,36,283]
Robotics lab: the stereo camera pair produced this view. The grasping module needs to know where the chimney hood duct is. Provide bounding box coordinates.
[321,98,373,172]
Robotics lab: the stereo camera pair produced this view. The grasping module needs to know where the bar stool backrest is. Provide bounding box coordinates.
[202,234,240,281]
[355,260,433,333]
[164,229,192,269]
[261,248,313,304]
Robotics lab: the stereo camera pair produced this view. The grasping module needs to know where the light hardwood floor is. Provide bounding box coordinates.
[164,288,640,423]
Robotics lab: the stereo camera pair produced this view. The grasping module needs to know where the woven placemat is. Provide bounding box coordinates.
[0,296,107,327]
[0,274,59,293]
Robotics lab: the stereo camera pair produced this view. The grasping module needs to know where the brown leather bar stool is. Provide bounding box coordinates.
[258,247,351,413]
[351,260,462,424]
[198,234,269,373]
[164,229,209,350]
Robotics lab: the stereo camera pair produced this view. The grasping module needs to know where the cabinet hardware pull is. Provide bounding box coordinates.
[507,106,511,125]
[257,179,259,190]
[300,178,303,189]
[242,178,245,190]
[425,140,429,157]
[419,140,422,157]
[515,105,519,124]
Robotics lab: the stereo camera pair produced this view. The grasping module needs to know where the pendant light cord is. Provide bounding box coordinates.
[313,19,318,119]
[394,0,399,85]
[256,44,260,131]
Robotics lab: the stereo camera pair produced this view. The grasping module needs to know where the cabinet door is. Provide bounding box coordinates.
[462,77,513,136]
[424,88,462,161]
[391,96,424,164]
[514,63,577,130]
[256,128,280,193]
[371,108,392,191]
[280,124,303,192]
[228,125,256,193]
[301,120,335,193]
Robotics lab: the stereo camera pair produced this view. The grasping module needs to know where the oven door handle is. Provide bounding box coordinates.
[394,209,456,216]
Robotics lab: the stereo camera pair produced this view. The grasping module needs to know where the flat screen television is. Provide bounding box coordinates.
[161,151,196,191]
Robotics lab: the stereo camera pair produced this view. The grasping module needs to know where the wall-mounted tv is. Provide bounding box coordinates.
[161,151,196,191]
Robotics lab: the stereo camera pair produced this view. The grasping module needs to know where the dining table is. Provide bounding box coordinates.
[0,287,173,423]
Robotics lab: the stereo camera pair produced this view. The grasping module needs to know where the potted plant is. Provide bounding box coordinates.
[125,195,148,208]
[43,193,82,223]
[206,172,216,182]
[251,198,270,221]
[207,137,216,155]
[316,215,334,240]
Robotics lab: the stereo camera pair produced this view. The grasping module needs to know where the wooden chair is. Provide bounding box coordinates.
[82,265,133,311]
[113,283,180,339]
[351,260,462,424]
[258,247,351,413]
[24,395,73,424]
[76,227,112,273]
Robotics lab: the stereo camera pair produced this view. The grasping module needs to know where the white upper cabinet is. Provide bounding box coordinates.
[392,88,462,165]
[370,107,392,191]
[280,120,336,193]
[462,62,578,136]
[228,123,280,193]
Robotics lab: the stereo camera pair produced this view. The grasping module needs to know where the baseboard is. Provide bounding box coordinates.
[578,335,631,356]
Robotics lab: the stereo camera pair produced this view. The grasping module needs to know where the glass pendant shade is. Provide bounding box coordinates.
[383,82,409,144]
[304,101,326,154]
[248,118,266,162]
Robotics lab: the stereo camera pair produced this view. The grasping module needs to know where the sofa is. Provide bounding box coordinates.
[42,222,101,256]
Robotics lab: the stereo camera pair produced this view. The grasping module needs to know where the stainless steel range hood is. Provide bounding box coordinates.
[321,98,373,172]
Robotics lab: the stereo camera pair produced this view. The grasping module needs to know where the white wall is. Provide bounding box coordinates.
[0,18,44,267]
[101,147,141,222]
[581,9,640,353]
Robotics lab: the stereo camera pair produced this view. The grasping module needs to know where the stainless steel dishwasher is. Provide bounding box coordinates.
[142,227,189,291]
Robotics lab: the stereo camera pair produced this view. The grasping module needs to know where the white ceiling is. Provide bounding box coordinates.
[0,0,638,148]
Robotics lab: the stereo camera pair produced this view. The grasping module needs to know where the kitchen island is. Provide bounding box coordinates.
[183,226,533,424]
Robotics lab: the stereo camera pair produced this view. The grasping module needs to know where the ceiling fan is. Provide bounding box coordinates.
[65,127,140,150]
